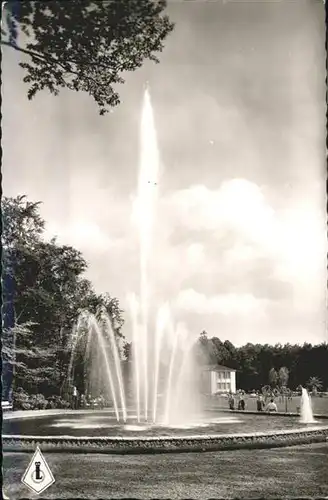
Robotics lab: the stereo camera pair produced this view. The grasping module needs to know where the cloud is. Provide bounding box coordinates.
[150,178,325,343]
[43,220,114,253]
[162,179,325,287]
[156,180,279,298]
[175,288,268,318]
[2,0,325,346]
[38,173,325,347]
[163,179,277,250]
[186,243,205,266]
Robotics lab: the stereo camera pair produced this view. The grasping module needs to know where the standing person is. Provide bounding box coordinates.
[72,386,78,410]
[239,392,246,411]
[257,394,264,412]
[228,393,235,410]
[288,389,293,402]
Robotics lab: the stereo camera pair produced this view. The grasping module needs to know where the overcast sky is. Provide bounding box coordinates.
[2,0,326,346]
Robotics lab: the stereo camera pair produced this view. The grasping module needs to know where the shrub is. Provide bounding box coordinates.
[13,388,31,410]
[29,393,47,410]
[13,388,70,410]
[46,395,70,409]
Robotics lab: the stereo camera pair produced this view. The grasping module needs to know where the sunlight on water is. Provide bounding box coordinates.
[123,425,150,432]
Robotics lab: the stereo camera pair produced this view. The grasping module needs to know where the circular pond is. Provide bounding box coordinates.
[3,410,328,454]
[2,410,326,437]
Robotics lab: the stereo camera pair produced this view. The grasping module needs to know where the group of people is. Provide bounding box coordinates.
[228,391,278,412]
[71,387,106,410]
[228,391,246,411]
[256,394,277,412]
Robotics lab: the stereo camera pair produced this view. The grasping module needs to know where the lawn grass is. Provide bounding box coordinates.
[3,443,328,499]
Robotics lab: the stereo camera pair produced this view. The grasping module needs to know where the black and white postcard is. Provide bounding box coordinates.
[2,0,327,498]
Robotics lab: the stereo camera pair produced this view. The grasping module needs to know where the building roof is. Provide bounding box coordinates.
[203,364,236,372]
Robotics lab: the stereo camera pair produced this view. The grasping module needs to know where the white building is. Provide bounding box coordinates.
[201,364,237,395]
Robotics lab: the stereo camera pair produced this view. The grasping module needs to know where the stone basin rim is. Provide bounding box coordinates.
[3,425,328,442]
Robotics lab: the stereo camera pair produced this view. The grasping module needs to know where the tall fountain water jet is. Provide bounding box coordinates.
[300,387,315,424]
[67,310,128,422]
[66,87,202,427]
[169,335,199,424]
[164,322,183,424]
[66,324,79,390]
[102,314,127,422]
[152,303,170,423]
[128,293,141,422]
[132,87,160,421]
[88,315,121,421]
[65,319,86,398]
[128,87,203,426]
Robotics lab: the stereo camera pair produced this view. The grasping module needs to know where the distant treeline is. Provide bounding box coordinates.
[196,331,328,391]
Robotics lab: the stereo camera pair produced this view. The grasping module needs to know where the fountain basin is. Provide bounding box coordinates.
[3,410,328,454]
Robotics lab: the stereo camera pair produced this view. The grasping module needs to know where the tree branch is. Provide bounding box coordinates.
[1,39,119,96]
[1,40,74,73]
[2,39,135,79]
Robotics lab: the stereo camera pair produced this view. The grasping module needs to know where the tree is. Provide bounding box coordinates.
[306,376,323,394]
[268,368,278,388]
[196,330,328,392]
[2,0,174,114]
[2,195,125,400]
[223,340,238,369]
[278,366,289,387]
[2,322,36,399]
[2,195,45,247]
[97,293,125,338]
[2,196,47,399]
[237,343,261,391]
[199,330,208,345]
[211,337,230,365]
[196,331,219,366]
[123,341,132,361]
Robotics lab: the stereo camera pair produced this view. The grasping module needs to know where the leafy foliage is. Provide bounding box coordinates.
[278,366,289,387]
[2,195,125,400]
[123,341,132,361]
[268,367,278,388]
[195,332,328,391]
[13,388,70,410]
[307,376,323,392]
[2,0,174,114]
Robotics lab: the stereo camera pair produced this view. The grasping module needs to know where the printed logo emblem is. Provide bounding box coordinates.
[21,446,55,495]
